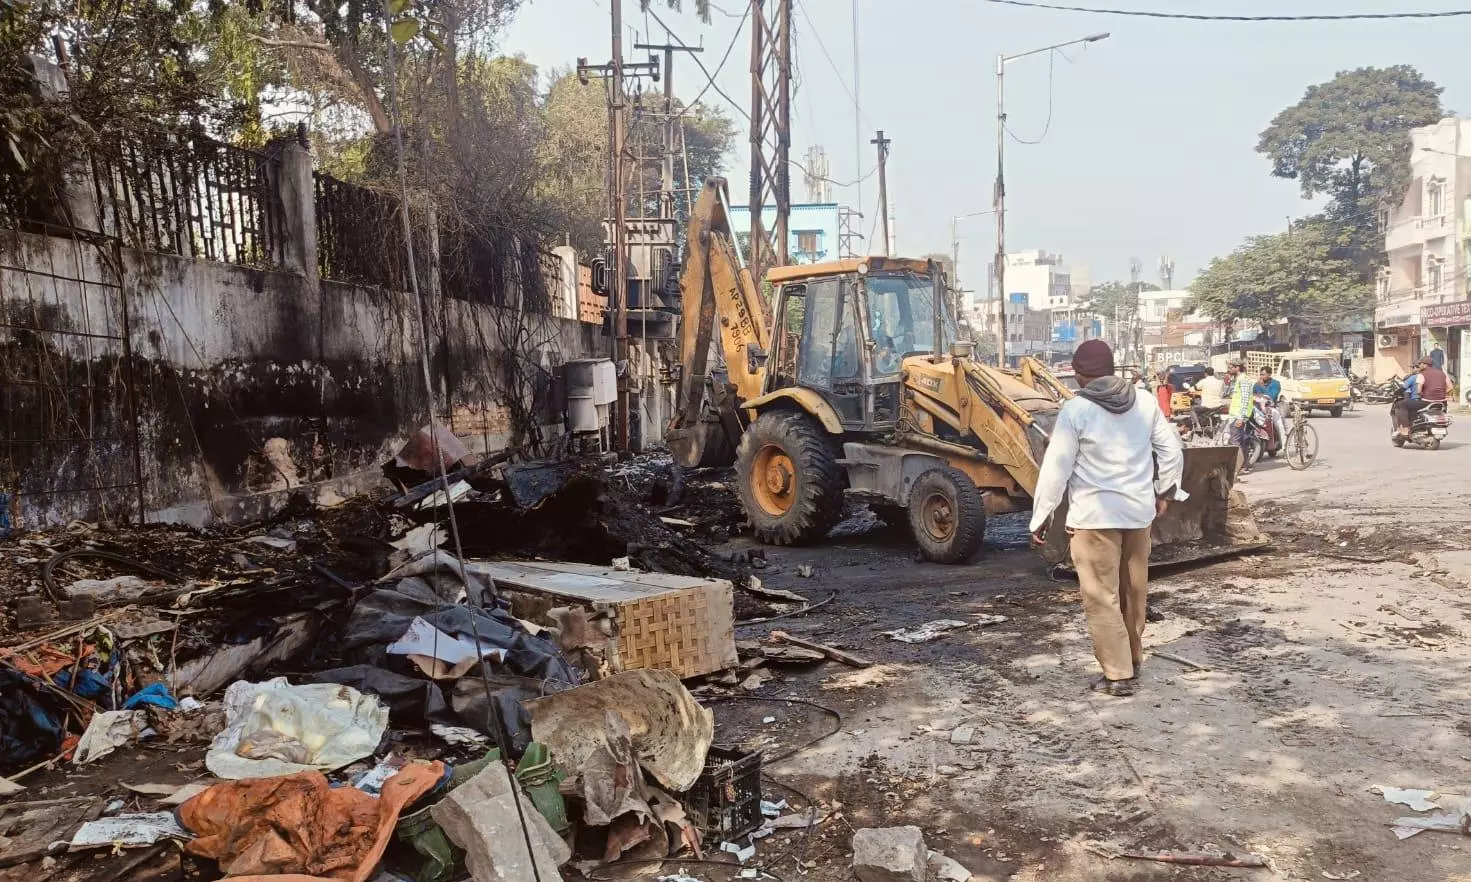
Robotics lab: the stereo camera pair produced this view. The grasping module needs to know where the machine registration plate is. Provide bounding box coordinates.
[1316,398,1336,405]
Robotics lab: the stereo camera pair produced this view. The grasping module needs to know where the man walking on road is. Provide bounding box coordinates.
[1030,340,1188,697]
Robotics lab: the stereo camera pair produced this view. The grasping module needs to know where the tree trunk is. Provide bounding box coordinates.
[337,43,392,134]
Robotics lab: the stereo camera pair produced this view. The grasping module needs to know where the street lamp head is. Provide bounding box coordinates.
[1084,32,1110,42]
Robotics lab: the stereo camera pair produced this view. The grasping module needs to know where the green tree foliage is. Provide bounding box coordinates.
[1257,66,1443,258]
[539,69,736,253]
[1077,281,1158,322]
[1187,222,1372,342]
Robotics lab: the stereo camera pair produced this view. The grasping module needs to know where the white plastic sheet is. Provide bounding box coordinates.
[205,678,388,779]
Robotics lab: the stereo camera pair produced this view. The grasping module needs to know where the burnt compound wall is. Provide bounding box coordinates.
[1,147,606,529]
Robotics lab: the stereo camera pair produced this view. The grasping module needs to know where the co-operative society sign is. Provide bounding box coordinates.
[1423,300,1471,327]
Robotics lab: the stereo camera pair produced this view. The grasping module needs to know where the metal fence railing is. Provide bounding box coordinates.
[314,172,412,289]
[92,134,286,268]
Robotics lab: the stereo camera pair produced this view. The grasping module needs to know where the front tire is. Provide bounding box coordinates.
[1245,437,1265,466]
[736,411,844,546]
[907,468,986,564]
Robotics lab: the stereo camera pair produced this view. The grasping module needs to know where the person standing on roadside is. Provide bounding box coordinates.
[1029,340,1188,697]
[1225,361,1256,474]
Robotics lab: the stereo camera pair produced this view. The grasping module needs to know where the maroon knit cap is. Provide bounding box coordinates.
[1072,339,1115,377]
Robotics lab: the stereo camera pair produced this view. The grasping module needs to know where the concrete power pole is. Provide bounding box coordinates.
[749,0,793,280]
[871,130,891,256]
[634,39,703,221]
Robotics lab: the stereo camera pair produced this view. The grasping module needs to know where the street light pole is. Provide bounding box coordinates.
[994,31,1109,367]
[950,209,999,315]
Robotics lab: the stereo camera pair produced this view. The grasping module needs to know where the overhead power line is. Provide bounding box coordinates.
[644,6,750,124]
[977,0,1471,21]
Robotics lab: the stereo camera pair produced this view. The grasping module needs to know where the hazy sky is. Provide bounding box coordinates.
[500,0,1471,289]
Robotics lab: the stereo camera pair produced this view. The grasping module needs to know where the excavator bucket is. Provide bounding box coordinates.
[1037,445,1269,571]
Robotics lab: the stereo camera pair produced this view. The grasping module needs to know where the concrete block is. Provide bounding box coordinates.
[431,762,569,882]
[852,826,927,882]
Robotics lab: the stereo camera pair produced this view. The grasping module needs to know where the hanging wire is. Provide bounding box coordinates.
[380,7,545,881]
[978,0,1471,20]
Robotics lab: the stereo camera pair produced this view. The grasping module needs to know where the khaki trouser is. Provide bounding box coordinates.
[1070,528,1151,681]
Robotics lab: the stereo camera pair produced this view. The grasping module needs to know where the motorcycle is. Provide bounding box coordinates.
[1364,375,1401,405]
[1217,396,1282,465]
[1390,388,1451,450]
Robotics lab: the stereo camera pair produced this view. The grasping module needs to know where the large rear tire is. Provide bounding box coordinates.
[735,411,844,546]
[1329,407,1343,418]
[907,468,986,564]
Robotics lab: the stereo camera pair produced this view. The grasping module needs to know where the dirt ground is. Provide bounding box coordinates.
[702,406,1471,882]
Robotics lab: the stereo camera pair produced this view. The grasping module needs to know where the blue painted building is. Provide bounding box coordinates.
[727,203,842,264]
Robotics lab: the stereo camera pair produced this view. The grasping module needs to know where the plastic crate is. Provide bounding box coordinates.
[685,746,763,841]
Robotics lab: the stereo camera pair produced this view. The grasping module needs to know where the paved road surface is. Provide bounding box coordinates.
[725,404,1471,882]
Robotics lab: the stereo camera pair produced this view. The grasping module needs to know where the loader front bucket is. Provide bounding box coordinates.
[1037,445,1269,571]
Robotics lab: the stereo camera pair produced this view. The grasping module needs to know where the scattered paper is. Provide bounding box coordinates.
[354,754,408,796]
[721,841,756,862]
[71,812,190,849]
[0,775,23,796]
[1373,786,1439,813]
[760,799,788,818]
[122,782,184,797]
[161,782,213,806]
[431,724,490,747]
[415,480,471,511]
[768,812,821,829]
[386,616,507,679]
[882,620,972,644]
[75,710,147,765]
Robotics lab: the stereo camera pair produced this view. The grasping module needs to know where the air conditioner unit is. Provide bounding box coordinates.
[1377,334,1401,348]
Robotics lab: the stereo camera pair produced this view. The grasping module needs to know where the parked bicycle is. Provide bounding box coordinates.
[1284,402,1319,470]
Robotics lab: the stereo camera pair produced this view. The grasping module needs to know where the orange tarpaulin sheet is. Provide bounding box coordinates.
[180,762,445,882]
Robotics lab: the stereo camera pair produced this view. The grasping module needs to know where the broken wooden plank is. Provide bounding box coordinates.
[1149,650,1211,671]
[769,630,872,668]
[1119,850,1268,868]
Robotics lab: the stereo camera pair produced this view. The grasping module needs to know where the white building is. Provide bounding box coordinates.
[1378,117,1471,390]
[1004,250,1075,309]
[998,250,1097,359]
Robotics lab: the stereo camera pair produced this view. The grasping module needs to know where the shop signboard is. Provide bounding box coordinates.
[1423,300,1471,327]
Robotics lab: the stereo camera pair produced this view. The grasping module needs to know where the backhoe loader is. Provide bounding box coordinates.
[666,178,1263,566]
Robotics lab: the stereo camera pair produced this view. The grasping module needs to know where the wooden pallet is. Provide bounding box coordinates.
[465,560,737,680]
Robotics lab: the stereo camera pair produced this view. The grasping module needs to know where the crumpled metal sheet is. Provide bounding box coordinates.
[527,669,713,793]
[393,423,472,474]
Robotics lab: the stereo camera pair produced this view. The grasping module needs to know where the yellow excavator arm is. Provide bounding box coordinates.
[666,178,769,469]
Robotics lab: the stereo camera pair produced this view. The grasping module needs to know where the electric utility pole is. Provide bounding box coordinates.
[871,130,890,256]
[633,39,702,220]
[578,1,658,454]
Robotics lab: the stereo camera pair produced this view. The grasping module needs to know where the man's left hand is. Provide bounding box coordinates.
[1155,497,1169,518]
